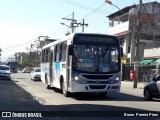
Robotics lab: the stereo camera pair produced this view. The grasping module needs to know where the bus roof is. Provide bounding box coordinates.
[42,33,74,50]
[64,32,118,39]
[42,33,118,50]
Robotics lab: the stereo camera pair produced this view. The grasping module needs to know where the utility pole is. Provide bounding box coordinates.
[62,12,77,33]
[61,12,88,34]
[71,12,75,33]
[133,0,142,88]
[81,19,88,32]
[135,0,142,61]
[31,43,37,66]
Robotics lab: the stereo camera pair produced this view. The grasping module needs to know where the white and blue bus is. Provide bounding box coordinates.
[41,33,123,97]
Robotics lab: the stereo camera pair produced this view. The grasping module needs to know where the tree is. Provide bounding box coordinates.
[19,59,32,68]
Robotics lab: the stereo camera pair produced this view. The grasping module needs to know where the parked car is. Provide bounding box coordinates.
[30,67,41,81]
[143,75,160,100]
[0,65,11,80]
[22,68,30,73]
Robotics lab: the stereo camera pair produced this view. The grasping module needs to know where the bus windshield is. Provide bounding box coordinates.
[73,45,120,73]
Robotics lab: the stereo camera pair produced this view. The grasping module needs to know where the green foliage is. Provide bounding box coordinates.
[19,59,32,68]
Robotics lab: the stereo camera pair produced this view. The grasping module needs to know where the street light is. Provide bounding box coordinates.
[105,0,123,14]
[105,0,112,4]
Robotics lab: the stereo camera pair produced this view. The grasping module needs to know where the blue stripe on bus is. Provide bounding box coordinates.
[55,62,60,77]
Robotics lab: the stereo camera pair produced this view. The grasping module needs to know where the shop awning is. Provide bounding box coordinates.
[141,59,156,63]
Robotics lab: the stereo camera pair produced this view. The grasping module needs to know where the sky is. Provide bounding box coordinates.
[0,0,157,62]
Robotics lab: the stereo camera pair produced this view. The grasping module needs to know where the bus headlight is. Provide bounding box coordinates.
[73,76,87,84]
[75,76,79,81]
[116,77,119,80]
[111,77,120,84]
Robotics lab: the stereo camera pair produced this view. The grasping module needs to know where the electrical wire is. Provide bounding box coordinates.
[89,13,109,25]
[144,0,152,2]
[80,0,137,26]
[78,3,106,23]
[0,37,37,48]
[0,37,38,61]
[59,0,99,11]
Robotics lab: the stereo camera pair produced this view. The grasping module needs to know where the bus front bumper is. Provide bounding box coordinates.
[70,81,121,93]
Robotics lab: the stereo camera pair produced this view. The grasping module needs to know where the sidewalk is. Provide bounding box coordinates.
[120,80,147,97]
[121,80,147,89]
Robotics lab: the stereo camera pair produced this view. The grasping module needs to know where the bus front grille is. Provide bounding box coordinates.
[86,81,109,84]
[89,85,106,89]
[82,74,113,80]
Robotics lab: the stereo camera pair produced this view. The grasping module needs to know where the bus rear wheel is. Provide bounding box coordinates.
[45,76,50,89]
[61,81,70,97]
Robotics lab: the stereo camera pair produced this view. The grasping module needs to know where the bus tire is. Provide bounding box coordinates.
[45,75,50,89]
[60,77,70,97]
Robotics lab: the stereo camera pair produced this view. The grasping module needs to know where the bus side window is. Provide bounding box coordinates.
[54,45,57,62]
[44,49,46,62]
[41,50,44,63]
[56,44,61,62]
[61,42,67,62]
[44,48,48,62]
[43,50,45,63]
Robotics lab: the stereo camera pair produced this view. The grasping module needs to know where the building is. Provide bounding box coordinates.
[107,1,160,64]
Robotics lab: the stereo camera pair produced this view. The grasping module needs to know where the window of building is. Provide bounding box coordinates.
[109,13,129,27]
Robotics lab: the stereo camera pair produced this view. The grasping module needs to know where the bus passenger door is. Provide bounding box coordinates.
[53,45,60,88]
[66,45,73,90]
[61,42,68,88]
[49,51,53,84]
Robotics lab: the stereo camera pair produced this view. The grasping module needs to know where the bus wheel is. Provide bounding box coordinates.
[45,76,50,89]
[61,81,70,97]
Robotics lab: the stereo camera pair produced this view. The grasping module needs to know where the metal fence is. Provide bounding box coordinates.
[122,63,157,81]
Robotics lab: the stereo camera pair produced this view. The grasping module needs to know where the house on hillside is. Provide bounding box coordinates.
[107,1,160,64]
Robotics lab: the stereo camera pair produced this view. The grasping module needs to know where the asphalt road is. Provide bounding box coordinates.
[0,72,159,120]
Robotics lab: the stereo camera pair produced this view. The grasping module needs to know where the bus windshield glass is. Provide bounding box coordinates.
[73,45,120,73]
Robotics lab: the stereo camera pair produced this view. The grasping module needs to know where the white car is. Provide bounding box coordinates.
[0,65,11,80]
[30,67,41,81]
[22,68,30,73]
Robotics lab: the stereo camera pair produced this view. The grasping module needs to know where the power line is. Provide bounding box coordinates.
[59,0,98,11]
[144,0,151,2]
[86,8,111,24]
[0,38,37,48]
[85,3,122,25]
[63,0,93,10]
[81,0,135,26]
[78,3,106,22]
